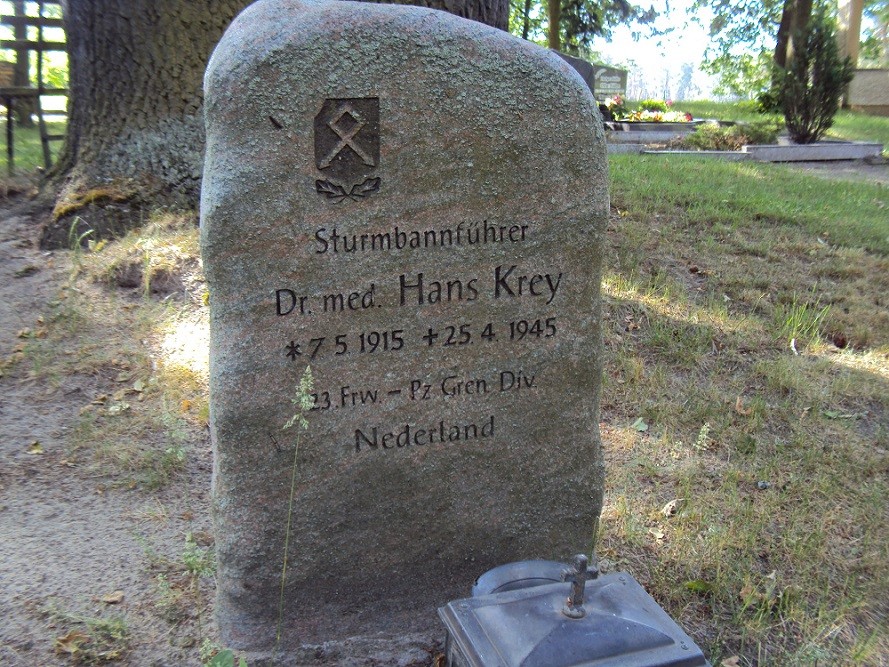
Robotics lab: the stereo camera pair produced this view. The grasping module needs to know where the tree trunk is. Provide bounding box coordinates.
[547,0,560,49]
[771,0,813,96]
[774,0,795,71]
[786,0,813,63]
[357,0,507,29]
[42,0,248,247]
[43,0,509,248]
[522,0,532,39]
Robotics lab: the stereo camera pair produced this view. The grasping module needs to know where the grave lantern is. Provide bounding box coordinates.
[439,555,711,667]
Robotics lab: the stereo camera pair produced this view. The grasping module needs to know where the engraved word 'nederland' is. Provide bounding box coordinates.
[314,97,380,202]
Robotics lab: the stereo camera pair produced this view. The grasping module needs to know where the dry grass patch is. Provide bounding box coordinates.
[600,175,889,664]
[13,212,209,488]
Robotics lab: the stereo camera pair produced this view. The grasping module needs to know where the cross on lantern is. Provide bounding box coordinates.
[561,553,599,619]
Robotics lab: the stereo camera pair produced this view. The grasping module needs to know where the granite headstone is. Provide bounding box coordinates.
[593,66,628,100]
[202,0,608,655]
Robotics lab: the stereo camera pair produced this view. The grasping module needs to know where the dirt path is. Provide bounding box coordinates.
[0,199,215,666]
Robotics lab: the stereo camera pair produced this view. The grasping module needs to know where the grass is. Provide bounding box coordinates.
[9,211,208,490]
[44,601,130,664]
[604,154,888,664]
[1,119,65,176]
[676,100,889,147]
[610,155,889,254]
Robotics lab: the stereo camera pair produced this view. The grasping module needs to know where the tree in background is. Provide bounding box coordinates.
[510,0,655,53]
[42,0,509,248]
[859,0,889,65]
[694,0,823,99]
[779,6,854,142]
[42,0,249,247]
[702,50,773,98]
[674,62,699,100]
[694,0,783,97]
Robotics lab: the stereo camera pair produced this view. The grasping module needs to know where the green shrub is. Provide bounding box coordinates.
[740,120,782,144]
[683,121,781,151]
[638,99,669,113]
[779,8,854,144]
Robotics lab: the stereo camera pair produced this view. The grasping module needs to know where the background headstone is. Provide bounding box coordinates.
[202,0,608,655]
[593,66,628,100]
[551,53,627,102]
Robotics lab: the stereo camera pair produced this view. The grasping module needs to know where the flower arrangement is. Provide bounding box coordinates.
[604,94,628,119]
[605,97,693,123]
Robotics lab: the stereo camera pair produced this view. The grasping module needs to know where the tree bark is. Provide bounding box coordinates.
[771,0,813,97]
[522,0,532,39]
[357,0,507,29]
[43,0,509,248]
[547,0,561,49]
[774,0,795,71]
[786,0,813,63]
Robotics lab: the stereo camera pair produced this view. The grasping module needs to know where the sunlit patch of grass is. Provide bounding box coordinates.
[603,154,889,663]
[0,120,66,180]
[610,155,889,254]
[157,313,210,424]
[17,212,209,488]
[82,211,201,297]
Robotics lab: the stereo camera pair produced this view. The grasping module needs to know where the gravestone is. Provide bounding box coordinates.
[552,53,627,103]
[202,0,608,656]
[593,66,628,101]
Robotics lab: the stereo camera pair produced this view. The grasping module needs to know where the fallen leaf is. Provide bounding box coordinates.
[734,396,752,416]
[55,630,90,655]
[661,498,685,517]
[721,657,741,667]
[107,402,130,415]
[112,389,129,401]
[685,579,713,594]
[100,590,125,604]
[59,459,77,468]
[114,372,131,383]
[14,265,39,278]
[822,410,861,420]
[631,417,648,432]
[91,394,109,405]
[181,399,192,412]
[133,379,145,392]
[16,328,32,338]
[648,527,665,540]
[26,441,44,455]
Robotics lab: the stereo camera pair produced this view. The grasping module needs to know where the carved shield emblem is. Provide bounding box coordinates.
[314,98,380,202]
